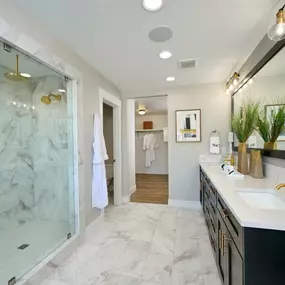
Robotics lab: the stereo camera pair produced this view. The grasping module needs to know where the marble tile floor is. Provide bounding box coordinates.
[40,203,221,285]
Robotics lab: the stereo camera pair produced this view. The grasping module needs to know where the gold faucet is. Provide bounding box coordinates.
[223,154,235,166]
[275,184,285,190]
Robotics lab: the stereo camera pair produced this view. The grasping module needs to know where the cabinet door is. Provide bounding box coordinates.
[200,172,203,205]
[217,211,227,284]
[226,237,243,285]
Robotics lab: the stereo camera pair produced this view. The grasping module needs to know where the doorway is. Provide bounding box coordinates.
[103,103,115,205]
[99,88,122,206]
[131,96,169,204]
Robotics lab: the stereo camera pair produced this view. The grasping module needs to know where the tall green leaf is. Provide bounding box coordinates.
[232,100,260,143]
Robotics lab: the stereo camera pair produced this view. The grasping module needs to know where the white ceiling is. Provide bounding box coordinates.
[135,96,167,114]
[12,0,280,91]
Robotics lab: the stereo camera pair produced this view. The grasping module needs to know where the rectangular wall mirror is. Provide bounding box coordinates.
[232,38,285,159]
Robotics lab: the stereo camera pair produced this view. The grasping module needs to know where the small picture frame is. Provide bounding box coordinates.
[175,109,201,142]
[265,104,285,141]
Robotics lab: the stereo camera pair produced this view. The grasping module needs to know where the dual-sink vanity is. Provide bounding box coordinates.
[200,163,285,285]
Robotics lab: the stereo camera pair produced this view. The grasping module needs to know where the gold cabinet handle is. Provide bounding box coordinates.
[219,229,222,250]
[221,232,225,256]
[221,233,231,256]
[222,209,228,219]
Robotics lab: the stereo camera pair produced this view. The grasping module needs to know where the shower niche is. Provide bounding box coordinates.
[0,40,76,284]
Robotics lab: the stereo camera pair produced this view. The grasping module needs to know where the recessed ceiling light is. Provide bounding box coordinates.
[159,51,172,59]
[142,0,163,11]
[58,89,66,93]
[166,76,175,82]
[20,73,31,78]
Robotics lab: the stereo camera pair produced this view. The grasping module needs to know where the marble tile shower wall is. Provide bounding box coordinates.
[0,65,73,230]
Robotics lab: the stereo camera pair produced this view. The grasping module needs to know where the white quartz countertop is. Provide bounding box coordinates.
[200,163,285,231]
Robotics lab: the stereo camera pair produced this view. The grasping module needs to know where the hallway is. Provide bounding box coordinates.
[40,203,220,285]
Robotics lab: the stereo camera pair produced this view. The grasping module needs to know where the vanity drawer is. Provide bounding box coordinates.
[205,198,216,232]
[204,181,216,205]
[217,194,243,256]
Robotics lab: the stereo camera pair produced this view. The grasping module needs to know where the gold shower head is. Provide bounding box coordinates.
[4,55,28,82]
[41,94,62,105]
[41,96,52,105]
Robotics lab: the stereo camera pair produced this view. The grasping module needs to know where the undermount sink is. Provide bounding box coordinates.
[236,189,285,210]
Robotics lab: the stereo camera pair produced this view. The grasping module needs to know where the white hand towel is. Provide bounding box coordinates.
[92,114,109,209]
[210,137,220,154]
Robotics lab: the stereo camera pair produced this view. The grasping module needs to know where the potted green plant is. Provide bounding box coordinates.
[232,100,260,175]
[257,104,285,150]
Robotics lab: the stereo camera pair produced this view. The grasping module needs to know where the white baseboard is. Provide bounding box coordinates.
[130,185,136,195]
[122,195,130,203]
[85,209,104,232]
[168,199,201,209]
[122,185,136,204]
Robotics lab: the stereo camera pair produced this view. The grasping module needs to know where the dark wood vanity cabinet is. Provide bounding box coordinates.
[200,167,285,285]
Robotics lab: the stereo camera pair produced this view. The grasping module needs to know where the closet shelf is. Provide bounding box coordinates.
[135,129,164,132]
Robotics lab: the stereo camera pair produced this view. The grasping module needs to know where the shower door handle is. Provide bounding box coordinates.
[113,159,116,163]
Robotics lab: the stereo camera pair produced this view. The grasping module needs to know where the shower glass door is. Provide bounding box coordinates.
[0,40,76,284]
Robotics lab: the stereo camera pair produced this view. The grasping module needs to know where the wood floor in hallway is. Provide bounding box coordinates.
[130,174,169,204]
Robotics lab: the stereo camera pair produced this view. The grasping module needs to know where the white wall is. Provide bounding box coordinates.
[0,2,121,230]
[122,99,136,197]
[135,114,168,175]
[103,104,114,164]
[123,83,231,202]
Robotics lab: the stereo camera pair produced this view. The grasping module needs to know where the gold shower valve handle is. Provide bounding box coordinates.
[51,94,62,101]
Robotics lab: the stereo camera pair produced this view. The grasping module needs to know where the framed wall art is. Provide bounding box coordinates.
[175,109,201,142]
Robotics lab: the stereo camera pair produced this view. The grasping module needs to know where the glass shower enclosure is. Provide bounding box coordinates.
[0,40,76,284]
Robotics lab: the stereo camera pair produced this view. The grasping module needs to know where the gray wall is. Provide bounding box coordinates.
[135,114,168,175]
[167,84,231,201]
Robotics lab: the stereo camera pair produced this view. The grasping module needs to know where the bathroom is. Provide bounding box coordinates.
[2,1,285,285]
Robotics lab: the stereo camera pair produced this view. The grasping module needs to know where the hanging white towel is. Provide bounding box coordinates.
[210,137,220,154]
[92,114,109,209]
[149,133,158,163]
[143,133,151,168]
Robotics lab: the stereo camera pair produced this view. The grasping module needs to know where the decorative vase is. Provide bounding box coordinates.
[249,150,263,179]
[264,142,277,150]
[238,143,248,175]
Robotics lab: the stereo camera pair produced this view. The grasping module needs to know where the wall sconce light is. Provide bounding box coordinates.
[225,72,240,94]
[268,5,285,41]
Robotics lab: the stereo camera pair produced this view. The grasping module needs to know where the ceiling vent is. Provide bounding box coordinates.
[179,58,197,69]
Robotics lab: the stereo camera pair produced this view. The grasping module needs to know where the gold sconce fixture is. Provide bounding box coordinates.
[225,72,240,94]
[268,5,285,42]
[41,94,62,105]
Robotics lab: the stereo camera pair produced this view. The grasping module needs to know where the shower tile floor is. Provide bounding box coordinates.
[40,203,221,285]
[0,220,69,285]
